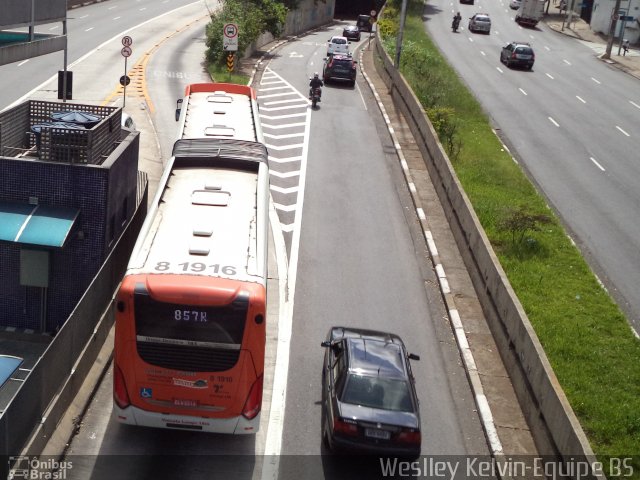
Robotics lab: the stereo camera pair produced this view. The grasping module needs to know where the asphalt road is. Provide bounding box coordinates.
[6,4,491,479]
[426,0,640,333]
[259,24,489,468]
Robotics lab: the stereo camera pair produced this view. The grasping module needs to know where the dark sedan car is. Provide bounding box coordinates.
[343,25,361,42]
[323,53,357,86]
[320,327,421,457]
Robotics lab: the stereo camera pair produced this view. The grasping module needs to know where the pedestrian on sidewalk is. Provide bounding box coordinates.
[622,39,630,56]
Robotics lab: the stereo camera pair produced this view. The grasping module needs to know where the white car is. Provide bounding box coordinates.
[510,0,522,9]
[327,36,349,56]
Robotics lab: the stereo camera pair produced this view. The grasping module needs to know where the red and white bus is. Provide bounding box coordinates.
[113,83,269,433]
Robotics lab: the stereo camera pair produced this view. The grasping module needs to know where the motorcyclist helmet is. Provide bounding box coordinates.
[314,72,319,79]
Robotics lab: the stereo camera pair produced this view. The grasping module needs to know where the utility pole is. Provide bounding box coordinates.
[395,0,409,68]
[602,0,623,59]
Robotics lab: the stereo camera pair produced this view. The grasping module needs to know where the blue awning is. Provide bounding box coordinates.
[0,355,23,388]
[0,201,79,248]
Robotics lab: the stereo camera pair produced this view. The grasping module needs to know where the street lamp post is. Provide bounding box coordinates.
[395,0,409,68]
[603,0,624,59]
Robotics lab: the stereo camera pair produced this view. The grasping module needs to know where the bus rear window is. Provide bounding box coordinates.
[134,292,247,346]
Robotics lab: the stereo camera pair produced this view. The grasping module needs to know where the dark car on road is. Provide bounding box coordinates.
[356,14,372,32]
[500,41,535,69]
[323,53,357,86]
[320,327,422,457]
[343,25,361,42]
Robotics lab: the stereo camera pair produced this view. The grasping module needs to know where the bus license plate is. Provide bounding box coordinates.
[365,428,390,440]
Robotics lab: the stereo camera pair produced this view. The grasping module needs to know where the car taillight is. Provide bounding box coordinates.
[333,417,358,436]
[511,52,517,58]
[242,375,263,420]
[397,428,421,445]
[113,363,130,409]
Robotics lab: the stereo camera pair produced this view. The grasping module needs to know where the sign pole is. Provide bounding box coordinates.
[123,56,128,108]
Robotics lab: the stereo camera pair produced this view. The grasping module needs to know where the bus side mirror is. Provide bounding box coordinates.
[175,98,183,122]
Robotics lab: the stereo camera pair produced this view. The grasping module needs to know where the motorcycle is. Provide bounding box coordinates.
[452,17,461,32]
[309,86,322,108]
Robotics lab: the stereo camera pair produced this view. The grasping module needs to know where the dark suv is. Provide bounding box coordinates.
[323,53,357,86]
[500,41,535,69]
[320,327,422,457]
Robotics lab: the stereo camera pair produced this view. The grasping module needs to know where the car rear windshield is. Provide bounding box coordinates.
[341,374,414,412]
[332,38,347,44]
[516,47,533,54]
[476,17,490,22]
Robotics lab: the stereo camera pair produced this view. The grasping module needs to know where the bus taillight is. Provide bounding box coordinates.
[113,363,131,409]
[242,375,263,420]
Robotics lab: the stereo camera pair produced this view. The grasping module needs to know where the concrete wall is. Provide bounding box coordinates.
[590,0,639,43]
[372,35,605,480]
[0,0,66,29]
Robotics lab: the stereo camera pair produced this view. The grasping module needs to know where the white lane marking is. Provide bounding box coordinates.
[548,117,560,127]
[519,88,527,95]
[260,104,307,112]
[357,81,367,110]
[496,66,504,73]
[260,112,307,120]
[49,26,59,31]
[262,66,312,479]
[261,122,306,130]
[269,185,299,195]
[18,60,29,67]
[590,157,605,171]
[85,27,94,32]
[266,143,304,151]
[263,132,305,139]
[468,37,474,42]
[267,155,303,164]
[616,126,630,136]
[630,100,640,109]
[108,5,117,9]
[260,92,299,99]
[113,17,121,20]
[591,77,601,84]
[544,45,551,51]
[563,59,571,65]
[260,86,290,92]
[269,170,301,179]
[140,7,147,11]
[264,98,305,106]
[79,14,88,19]
[545,73,554,79]
[480,51,486,56]
[576,95,586,103]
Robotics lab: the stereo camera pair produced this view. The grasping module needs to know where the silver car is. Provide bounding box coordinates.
[469,13,491,33]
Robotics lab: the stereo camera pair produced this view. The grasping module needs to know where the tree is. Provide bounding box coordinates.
[205,0,288,65]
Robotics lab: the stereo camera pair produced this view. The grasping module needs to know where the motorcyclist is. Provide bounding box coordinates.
[309,73,323,99]
[452,12,462,31]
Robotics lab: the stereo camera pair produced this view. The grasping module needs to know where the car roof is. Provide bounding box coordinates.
[344,25,358,30]
[345,337,407,379]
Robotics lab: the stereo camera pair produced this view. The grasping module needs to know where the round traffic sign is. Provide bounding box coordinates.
[121,46,132,58]
[119,75,131,86]
[371,9,377,17]
[224,23,238,38]
[122,36,133,47]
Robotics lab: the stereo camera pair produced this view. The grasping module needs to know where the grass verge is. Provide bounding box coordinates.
[379,0,640,474]
[207,63,250,85]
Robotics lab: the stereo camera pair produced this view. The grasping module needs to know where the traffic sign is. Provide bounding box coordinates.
[370,9,377,17]
[122,36,133,47]
[620,15,635,21]
[121,46,132,57]
[223,23,238,51]
[224,23,238,38]
[119,75,131,86]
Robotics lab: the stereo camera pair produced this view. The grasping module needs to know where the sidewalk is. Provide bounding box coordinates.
[543,11,640,79]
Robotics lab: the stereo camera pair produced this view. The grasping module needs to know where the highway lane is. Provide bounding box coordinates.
[265,25,490,476]
[425,0,640,332]
[0,0,205,110]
